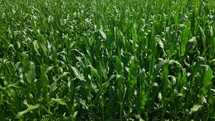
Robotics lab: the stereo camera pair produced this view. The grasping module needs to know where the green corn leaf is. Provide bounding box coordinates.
[51,98,67,106]
[156,37,164,49]
[87,65,99,77]
[180,27,189,56]
[202,65,213,87]
[40,65,49,88]
[40,43,48,56]
[190,104,202,114]
[115,56,124,75]
[49,81,57,92]
[56,72,69,81]
[196,64,213,95]
[32,40,40,55]
[129,56,138,87]
[99,29,107,40]
[46,66,54,73]
[17,104,40,118]
[25,62,36,84]
[139,90,148,109]
[199,25,206,49]
[162,64,169,82]
[71,66,85,81]
[14,62,21,70]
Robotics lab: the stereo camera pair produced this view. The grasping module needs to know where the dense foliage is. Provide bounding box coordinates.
[0,0,215,120]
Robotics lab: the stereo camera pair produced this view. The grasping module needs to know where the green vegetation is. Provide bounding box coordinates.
[0,0,215,120]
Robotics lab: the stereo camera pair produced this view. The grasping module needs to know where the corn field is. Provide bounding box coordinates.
[0,0,215,120]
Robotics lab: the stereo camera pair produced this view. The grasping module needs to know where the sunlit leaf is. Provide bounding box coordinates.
[17,104,40,118]
[99,29,107,40]
[52,98,67,106]
[190,104,202,113]
[71,66,85,81]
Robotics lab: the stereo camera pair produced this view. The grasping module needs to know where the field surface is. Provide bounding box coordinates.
[0,0,215,120]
